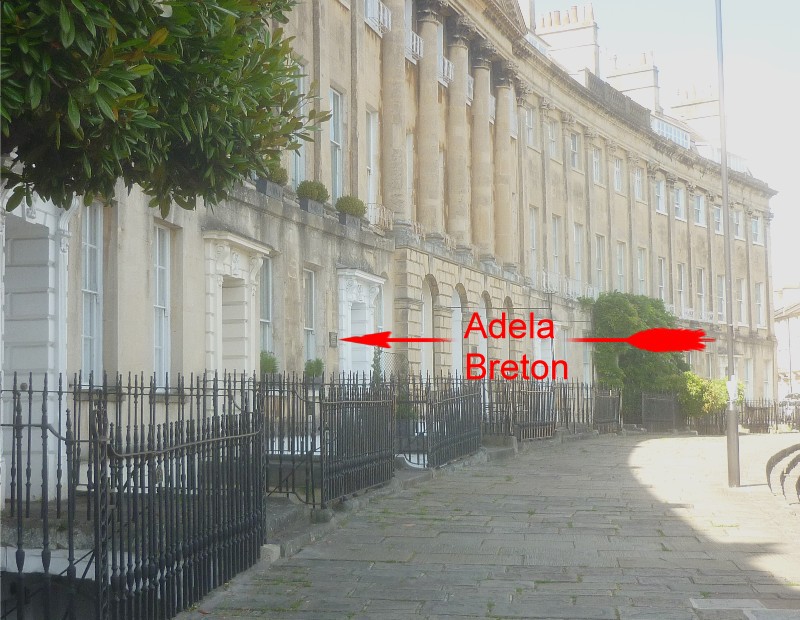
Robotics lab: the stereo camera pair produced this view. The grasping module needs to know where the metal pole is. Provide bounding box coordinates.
[716,0,740,487]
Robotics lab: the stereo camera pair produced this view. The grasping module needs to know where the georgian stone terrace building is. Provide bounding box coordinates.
[0,3,777,398]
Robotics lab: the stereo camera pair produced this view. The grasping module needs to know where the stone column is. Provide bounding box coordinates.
[744,204,754,330]
[381,0,409,223]
[583,130,597,287]
[446,17,474,248]
[627,155,638,290]
[665,174,677,305]
[686,183,696,316]
[605,140,617,293]
[764,211,774,334]
[470,42,495,259]
[560,113,575,280]
[539,98,555,275]
[646,163,657,298]
[417,0,445,237]
[515,83,530,274]
[494,62,517,269]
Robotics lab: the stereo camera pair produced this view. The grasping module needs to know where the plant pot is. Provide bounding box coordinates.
[255,178,284,199]
[338,212,362,228]
[299,197,325,216]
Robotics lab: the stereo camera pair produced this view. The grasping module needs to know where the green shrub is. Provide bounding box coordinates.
[260,351,278,375]
[296,180,329,203]
[304,358,324,377]
[335,195,367,217]
[267,166,288,186]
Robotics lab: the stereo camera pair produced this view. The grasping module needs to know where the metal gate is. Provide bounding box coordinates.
[641,392,680,432]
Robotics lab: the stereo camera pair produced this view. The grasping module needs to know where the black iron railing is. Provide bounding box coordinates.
[483,380,621,439]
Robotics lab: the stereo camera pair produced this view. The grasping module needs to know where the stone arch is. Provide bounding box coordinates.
[450,283,469,376]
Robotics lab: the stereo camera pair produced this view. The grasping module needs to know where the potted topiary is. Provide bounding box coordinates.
[304,358,325,385]
[256,166,288,199]
[296,180,329,216]
[260,351,279,379]
[335,195,366,228]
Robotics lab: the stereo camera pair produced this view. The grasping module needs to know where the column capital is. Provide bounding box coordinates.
[646,161,659,179]
[764,210,775,223]
[539,97,555,111]
[583,128,599,142]
[560,112,576,126]
[665,173,678,187]
[686,183,697,194]
[472,40,497,68]
[627,154,640,167]
[418,0,448,22]
[449,15,477,43]
[494,59,517,87]
[604,138,618,154]
[515,81,531,105]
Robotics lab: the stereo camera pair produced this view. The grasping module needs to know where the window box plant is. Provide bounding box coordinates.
[296,180,329,216]
[304,358,325,385]
[335,195,366,228]
[255,166,288,199]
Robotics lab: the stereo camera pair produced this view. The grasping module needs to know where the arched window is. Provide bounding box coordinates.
[450,290,463,376]
[421,279,434,376]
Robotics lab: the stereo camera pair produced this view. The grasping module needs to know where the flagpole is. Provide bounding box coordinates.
[716,0,740,487]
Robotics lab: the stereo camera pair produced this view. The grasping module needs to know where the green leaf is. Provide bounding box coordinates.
[59,3,73,35]
[5,186,25,213]
[29,80,42,109]
[67,94,80,129]
[130,63,155,76]
[88,77,99,94]
[95,93,116,121]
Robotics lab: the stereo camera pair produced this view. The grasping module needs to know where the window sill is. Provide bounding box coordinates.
[656,209,668,216]
[694,222,707,228]
[753,241,764,247]
[675,216,687,222]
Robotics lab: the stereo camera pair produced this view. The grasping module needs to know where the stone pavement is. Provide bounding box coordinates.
[179,434,800,619]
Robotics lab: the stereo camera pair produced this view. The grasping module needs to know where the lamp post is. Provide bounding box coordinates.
[716,0,740,487]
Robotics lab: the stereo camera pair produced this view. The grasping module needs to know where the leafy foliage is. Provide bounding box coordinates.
[335,195,366,217]
[583,292,689,418]
[1,0,327,215]
[296,179,328,203]
[678,371,744,418]
[304,358,324,378]
[266,166,288,187]
[260,351,278,376]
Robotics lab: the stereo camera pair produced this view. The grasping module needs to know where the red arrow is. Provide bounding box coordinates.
[570,328,714,353]
[341,331,450,349]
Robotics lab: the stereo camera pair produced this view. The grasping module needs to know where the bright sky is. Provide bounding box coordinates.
[526,0,800,291]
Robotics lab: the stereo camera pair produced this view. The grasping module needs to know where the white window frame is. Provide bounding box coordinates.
[736,278,746,325]
[657,257,666,301]
[525,107,536,147]
[592,147,602,184]
[613,157,623,192]
[755,282,764,327]
[655,179,666,214]
[548,119,558,158]
[82,204,103,378]
[716,275,725,322]
[573,223,583,284]
[551,215,561,275]
[733,210,744,239]
[677,263,686,313]
[153,225,171,379]
[260,257,273,353]
[636,247,646,295]
[674,186,686,220]
[303,269,316,361]
[615,242,625,292]
[365,109,378,206]
[693,194,706,226]
[329,88,344,201]
[595,234,605,291]
[633,167,643,200]
[291,70,307,189]
[529,207,538,281]
[713,205,723,234]
[406,132,414,210]
[751,215,763,245]
[569,132,580,170]
[696,267,706,315]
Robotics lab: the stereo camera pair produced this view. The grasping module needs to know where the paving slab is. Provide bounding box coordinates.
[178,433,800,619]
